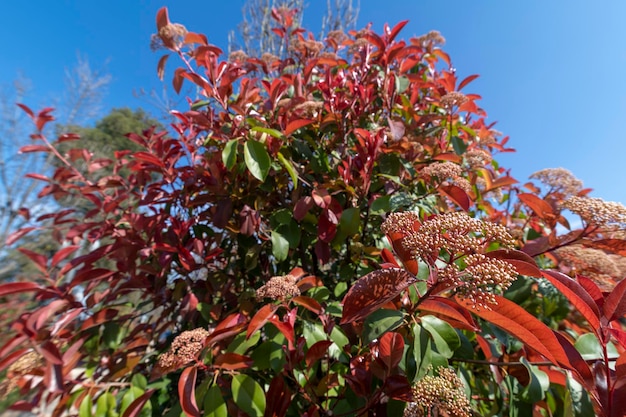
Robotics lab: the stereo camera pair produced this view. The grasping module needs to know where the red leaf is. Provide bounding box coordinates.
[19,145,50,153]
[518,193,555,221]
[43,362,64,393]
[284,119,314,136]
[17,248,47,273]
[485,249,543,277]
[57,132,80,143]
[183,32,208,46]
[206,323,247,348]
[439,184,471,211]
[294,196,314,221]
[80,309,119,331]
[178,367,200,417]
[378,332,404,371]
[609,328,626,350]
[380,248,400,268]
[305,340,333,368]
[291,296,323,314]
[455,295,571,368]
[38,340,64,365]
[17,103,34,118]
[541,270,601,331]
[247,304,277,339]
[577,275,604,308]
[70,268,115,288]
[617,352,626,380]
[6,226,36,246]
[269,315,295,349]
[0,348,30,373]
[264,376,291,417]
[383,374,412,401]
[521,236,551,257]
[157,54,169,81]
[121,389,155,417]
[156,7,170,31]
[603,277,626,322]
[418,297,478,331]
[388,21,409,43]
[363,32,385,51]
[457,74,479,91]
[553,331,594,388]
[133,152,165,168]
[25,173,50,182]
[173,68,185,94]
[51,245,79,268]
[213,353,253,370]
[0,281,40,297]
[312,189,331,208]
[341,268,417,324]
[584,238,626,256]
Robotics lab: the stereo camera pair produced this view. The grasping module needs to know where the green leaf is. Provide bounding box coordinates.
[574,333,605,360]
[131,373,148,390]
[370,195,390,215]
[420,315,460,359]
[251,126,285,139]
[231,374,266,417]
[362,309,405,344]
[338,208,360,237]
[395,75,410,94]
[228,330,261,355]
[244,140,271,181]
[204,384,227,417]
[191,100,210,111]
[277,152,298,188]
[79,394,93,417]
[102,322,124,350]
[120,386,144,415]
[222,139,238,170]
[412,323,432,382]
[519,357,549,403]
[95,392,118,417]
[271,230,289,261]
[451,136,467,155]
[270,209,292,226]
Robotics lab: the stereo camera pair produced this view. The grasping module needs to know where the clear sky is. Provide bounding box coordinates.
[3,1,626,204]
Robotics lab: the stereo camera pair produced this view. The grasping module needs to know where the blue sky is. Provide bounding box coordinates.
[3,1,626,204]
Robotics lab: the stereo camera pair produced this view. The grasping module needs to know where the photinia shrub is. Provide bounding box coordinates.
[2,6,626,417]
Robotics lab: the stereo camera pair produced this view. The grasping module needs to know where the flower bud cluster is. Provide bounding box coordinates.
[382,212,516,307]
[440,92,468,109]
[158,328,210,370]
[256,274,300,301]
[464,148,492,170]
[150,22,188,52]
[556,245,621,291]
[414,30,446,47]
[530,168,583,197]
[400,212,514,263]
[404,367,472,417]
[561,196,626,230]
[421,162,471,193]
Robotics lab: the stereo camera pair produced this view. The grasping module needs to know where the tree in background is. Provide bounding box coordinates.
[228,0,359,57]
[0,56,111,280]
[0,56,110,247]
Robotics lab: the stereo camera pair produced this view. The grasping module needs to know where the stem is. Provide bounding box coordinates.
[450,356,619,367]
[603,339,612,413]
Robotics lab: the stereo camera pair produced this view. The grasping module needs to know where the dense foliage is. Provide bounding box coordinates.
[2,6,626,417]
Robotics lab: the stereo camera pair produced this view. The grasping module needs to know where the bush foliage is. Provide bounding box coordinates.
[2,6,626,417]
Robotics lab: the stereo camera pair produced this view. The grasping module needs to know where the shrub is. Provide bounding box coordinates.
[2,6,626,417]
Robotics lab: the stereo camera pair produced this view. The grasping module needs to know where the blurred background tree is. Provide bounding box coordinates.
[0,58,163,283]
[228,0,359,57]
